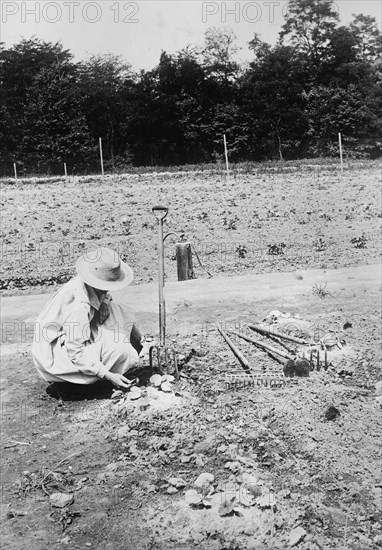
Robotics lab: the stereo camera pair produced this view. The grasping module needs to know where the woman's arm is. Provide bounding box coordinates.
[63,305,109,378]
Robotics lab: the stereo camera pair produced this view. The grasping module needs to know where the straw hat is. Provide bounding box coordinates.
[75,247,133,290]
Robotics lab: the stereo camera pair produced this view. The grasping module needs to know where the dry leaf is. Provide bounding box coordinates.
[168,477,187,488]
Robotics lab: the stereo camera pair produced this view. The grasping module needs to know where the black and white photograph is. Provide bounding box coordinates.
[1,1,381,548]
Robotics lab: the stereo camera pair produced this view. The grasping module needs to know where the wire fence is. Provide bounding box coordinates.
[1,136,380,179]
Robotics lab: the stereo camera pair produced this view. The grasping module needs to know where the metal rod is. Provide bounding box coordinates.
[217,326,250,369]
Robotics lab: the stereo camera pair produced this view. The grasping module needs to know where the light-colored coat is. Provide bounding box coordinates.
[32,276,140,384]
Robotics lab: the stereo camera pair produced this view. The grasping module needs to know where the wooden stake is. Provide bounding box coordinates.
[338,132,343,173]
[64,162,67,177]
[13,163,17,179]
[99,137,104,176]
[223,134,229,173]
[176,242,195,281]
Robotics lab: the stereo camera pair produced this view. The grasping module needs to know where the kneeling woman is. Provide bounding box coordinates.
[32,247,142,393]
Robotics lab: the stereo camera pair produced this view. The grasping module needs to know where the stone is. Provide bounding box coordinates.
[129,387,141,400]
[305,441,317,452]
[117,426,130,439]
[289,526,307,547]
[168,477,187,488]
[242,473,257,485]
[190,528,205,543]
[224,461,241,472]
[194,437,216,453]
[49,492,74,508]
[325,405,340,421]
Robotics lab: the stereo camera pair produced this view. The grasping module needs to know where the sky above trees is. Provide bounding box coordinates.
[1,0,381,173]
[0,0,382,173]
[1,0,381,70]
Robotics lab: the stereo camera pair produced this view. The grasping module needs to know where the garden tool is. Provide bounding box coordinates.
[149,206,179,380]
[248,324,312,345]
[217,325,251,370]
[225,371,286,389]
[249,325,328,370]
[217,325,285,388]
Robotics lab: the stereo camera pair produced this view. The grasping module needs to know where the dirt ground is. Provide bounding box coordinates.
[1,164,381,550]
[0,162,380,293]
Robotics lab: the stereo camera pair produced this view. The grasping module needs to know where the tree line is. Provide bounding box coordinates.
[1,0,381,175]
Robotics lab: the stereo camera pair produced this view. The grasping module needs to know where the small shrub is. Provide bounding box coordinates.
[267,243,286,256]
[312,282,333,299]
[223,216,239,230]
[319,213,332,221]
[197,212,209,220]
[350,234,368,249]
[236,245,248,259]
[313,238,328,252]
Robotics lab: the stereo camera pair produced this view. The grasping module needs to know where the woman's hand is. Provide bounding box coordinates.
[99,301,110,324]
[105,372,134,390]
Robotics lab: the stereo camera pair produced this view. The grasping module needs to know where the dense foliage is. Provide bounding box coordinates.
[1,0,381,175]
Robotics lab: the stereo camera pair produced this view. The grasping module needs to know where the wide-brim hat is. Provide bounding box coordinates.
[75,247,133,290]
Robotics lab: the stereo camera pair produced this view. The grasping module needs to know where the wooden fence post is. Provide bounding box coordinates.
[176,242,195,281]
[338,132,343,173]
[99,137,104,176]
[223,134,229,173]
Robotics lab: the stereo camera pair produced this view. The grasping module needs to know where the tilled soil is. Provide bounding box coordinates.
[0,163,380,294]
